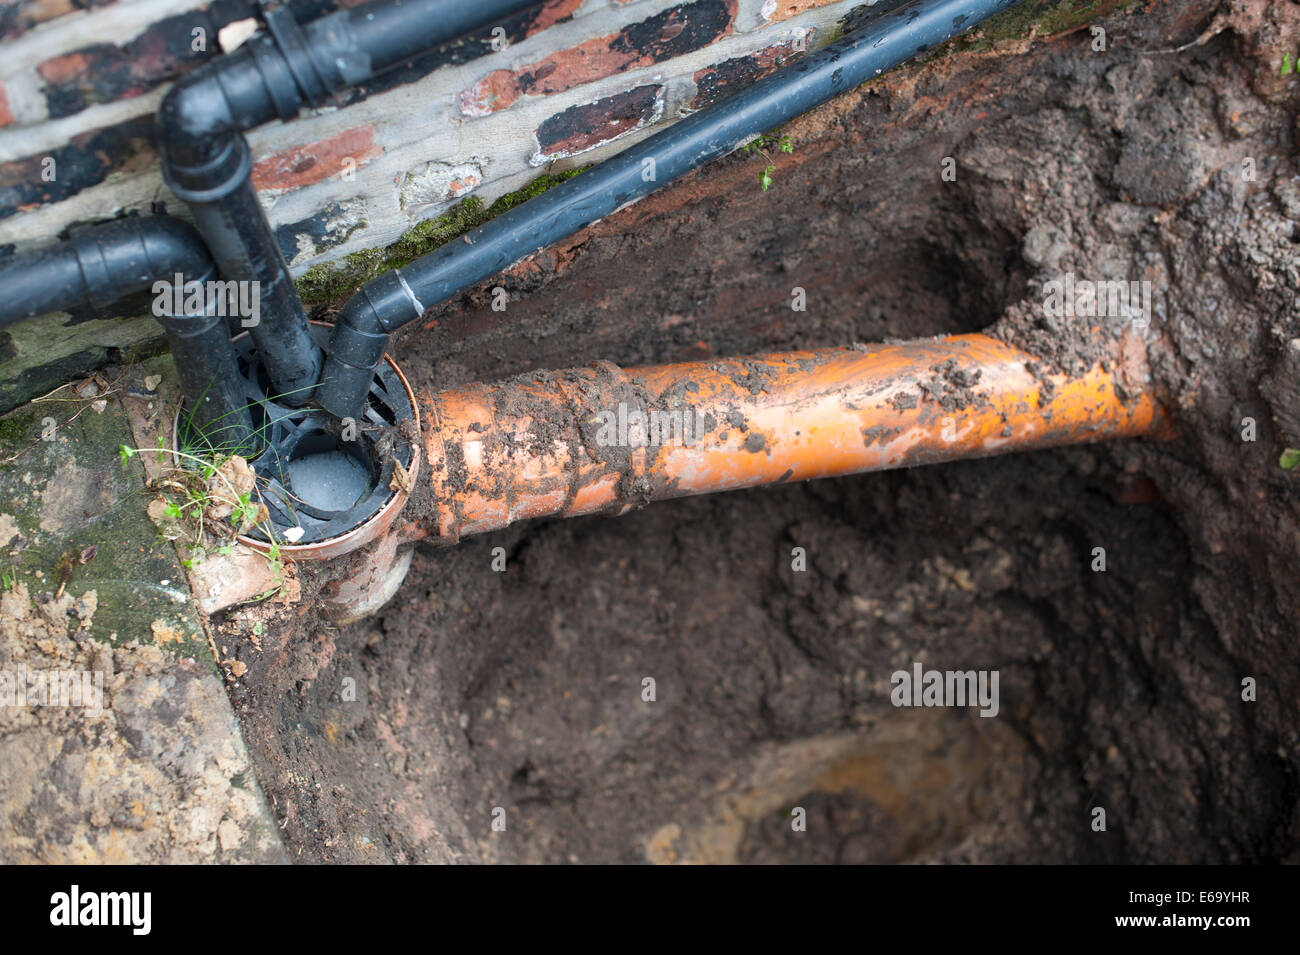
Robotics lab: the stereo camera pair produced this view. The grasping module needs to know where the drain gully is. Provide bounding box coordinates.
[172,323,420,617]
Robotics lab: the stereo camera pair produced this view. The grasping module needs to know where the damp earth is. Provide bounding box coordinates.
[223,1,1300,863]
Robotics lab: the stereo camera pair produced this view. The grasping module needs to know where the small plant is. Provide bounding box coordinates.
[1280,448,1300,470]
[119,443,286,578]
[2,569,15,590]
[230,491,262,529]
[264,541,283,579]
[744,133,794,191]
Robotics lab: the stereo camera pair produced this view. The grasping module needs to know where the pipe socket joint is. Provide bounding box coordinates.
[160,130,252,205]
[320,273,422,419]
[265,3,344,102]
[68,218,215,299]
[318,309,389,419]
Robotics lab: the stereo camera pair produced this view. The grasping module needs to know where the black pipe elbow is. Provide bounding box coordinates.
[157,43,285,196]
[132,217,214,279]
[157,1,357,175]
[0,215,257,451]
[157,7,327,168]
[157,3,337,190]
[0,217,214,328]
[77,216,216,294]
[83,218,259,454]
[317,272,423,419]
[158,69,238,165]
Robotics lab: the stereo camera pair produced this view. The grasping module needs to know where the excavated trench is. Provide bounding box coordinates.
[223,1,1300,863]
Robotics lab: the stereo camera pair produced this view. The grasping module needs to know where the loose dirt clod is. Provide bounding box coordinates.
[206,455,256,520]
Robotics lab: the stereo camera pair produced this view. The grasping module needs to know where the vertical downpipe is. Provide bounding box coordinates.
[161,129,322,408]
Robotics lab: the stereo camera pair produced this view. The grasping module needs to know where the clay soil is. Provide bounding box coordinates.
[228,0,1300,863]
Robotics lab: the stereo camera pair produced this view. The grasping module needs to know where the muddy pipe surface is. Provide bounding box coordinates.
[414,333,1169,544]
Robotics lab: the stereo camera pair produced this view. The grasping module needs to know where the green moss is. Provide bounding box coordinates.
[0,410,33,445]
[952,0,1134,51]
[482,167,586,216]
[0,395,214,664]
[297,167,587,306]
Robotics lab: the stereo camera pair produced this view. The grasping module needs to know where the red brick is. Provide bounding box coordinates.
[33,4,262,119]
[0,115,155,220]
[458,0,737,117]
[531,0,585,32]
[2,0,115,42]
[251,126,382,194]
[759,0,839,23]
[690,35,813,110]
[532,85,664,165]
[36,50,94,86]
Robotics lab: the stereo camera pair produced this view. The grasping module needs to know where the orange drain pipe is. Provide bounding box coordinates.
[410,332,1169,544]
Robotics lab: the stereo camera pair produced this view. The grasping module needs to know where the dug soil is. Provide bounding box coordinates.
[227,0,1300,863]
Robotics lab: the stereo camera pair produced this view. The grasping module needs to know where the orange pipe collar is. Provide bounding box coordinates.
[415,333,1169,544]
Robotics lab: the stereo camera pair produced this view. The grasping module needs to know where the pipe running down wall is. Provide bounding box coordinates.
[158,0,545,404]
[410,333,1170,545]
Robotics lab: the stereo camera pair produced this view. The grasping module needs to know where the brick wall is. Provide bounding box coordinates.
[0,0,872,276]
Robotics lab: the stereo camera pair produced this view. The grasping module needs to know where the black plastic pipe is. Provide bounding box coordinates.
[159,0,542,165]
[317,0,1025,420]
[165,163,321,405]
[159,299,262,459]
[159,0,544,405]
[0,217,210,328]
[301,0,545,89]
[0,218,257,452]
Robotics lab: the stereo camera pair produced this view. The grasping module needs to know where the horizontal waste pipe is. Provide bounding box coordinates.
[0,217,212,328]
[413,334,1169,544]
[319,0,1027,420]
[0,218,256,450]
[159,0,544,403]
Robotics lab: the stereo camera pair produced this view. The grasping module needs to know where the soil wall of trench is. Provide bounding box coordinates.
[221,0,1300,863]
